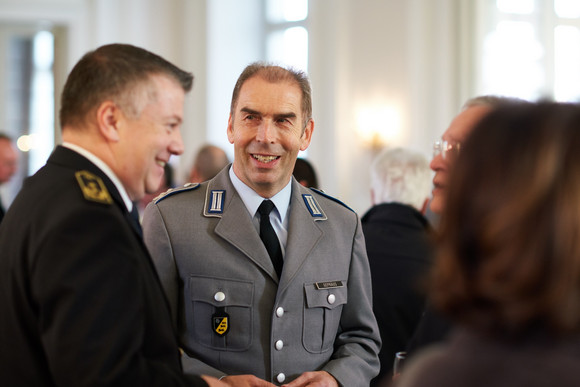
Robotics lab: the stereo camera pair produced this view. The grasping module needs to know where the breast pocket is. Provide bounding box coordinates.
[189,275,253,351]
[302,281,348,353]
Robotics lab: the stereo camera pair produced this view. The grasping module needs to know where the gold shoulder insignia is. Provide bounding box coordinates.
[75,170,113,205]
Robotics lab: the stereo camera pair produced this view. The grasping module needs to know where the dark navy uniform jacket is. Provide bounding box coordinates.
[0,146,207,387]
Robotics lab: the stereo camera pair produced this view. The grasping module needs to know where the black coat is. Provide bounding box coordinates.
[361,203,433,385]
[0,146,206,387]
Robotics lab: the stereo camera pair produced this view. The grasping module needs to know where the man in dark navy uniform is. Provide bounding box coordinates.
[0,44,225,387]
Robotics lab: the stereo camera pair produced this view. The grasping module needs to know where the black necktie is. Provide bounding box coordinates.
[0,199,5,223]
[257,200,283,278]
[128,205,143,237]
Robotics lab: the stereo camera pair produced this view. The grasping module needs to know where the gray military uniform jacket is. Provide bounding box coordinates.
[142,166,381,386]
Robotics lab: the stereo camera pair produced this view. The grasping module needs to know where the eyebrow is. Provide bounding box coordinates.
[240,107,297,121]
[166,114,183,124]
[274,112,297,121]
[240,107,261,116]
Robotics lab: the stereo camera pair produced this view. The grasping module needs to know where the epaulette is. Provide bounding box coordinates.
[309,187,355,213]
[154,182,200,204]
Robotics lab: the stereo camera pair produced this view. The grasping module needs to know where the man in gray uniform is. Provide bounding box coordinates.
[143,63,381,387]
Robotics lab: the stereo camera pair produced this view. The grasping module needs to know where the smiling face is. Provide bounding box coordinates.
[227,76,313,198]
[429,105,492,214]
[116,74,185,200]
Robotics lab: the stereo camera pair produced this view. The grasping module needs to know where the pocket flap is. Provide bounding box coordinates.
[304,281,347,309]
[190,275,253,307]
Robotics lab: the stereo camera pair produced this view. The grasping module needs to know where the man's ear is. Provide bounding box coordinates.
[300,119,314,151]
[96,101,121,142]
[226,114,234,144]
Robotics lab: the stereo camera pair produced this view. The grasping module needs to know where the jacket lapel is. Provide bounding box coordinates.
[279,181,325,287]
[204,170,328,284]
[206,170,278,280]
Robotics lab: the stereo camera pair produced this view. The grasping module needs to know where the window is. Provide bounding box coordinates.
[265,0,309,72]
[1,26,54,204]
[28,30,55,173]
[264,0,310,157]
[478,0,580,102]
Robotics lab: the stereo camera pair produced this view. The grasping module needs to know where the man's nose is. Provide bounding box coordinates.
[169,129,184,155]
[430,153,445,172]
[256,120,275,143]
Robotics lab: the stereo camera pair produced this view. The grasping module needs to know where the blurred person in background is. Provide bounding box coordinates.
[405,96,527,359]
[292,157,319,189]
[0,133,18,222]
[188,144,229,183]
[397,101,580,387]
[361,147,433,385]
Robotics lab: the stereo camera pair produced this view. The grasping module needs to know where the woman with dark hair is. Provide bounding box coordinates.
[396,102,580,387]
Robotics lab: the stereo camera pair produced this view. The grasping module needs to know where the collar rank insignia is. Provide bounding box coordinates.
[212,307,230,336]
[303,194,324,218]
[207,190,225,214]
[75,170,113,205]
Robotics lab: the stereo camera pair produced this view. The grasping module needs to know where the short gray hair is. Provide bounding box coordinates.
[370,147,431,210]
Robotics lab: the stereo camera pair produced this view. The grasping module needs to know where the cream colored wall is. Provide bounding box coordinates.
[0,0,477,214]
[308,0,475,213]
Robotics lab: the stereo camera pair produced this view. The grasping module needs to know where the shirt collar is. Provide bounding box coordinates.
[62,142,134,212]
[228,166,291,223]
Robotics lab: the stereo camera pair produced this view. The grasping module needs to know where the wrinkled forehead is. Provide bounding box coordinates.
[236,77,303,113]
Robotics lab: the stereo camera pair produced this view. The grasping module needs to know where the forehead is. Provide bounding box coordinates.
[443,105,493,143]
[138,74,185,113]
[236,76,303,114]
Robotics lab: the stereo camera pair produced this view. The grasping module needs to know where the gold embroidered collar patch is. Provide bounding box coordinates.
[75,170,113,205]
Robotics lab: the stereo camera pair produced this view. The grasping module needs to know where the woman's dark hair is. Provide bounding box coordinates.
[431,102,580,336]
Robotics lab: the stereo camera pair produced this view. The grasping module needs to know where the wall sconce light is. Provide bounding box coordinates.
[356,105,401,150]
[16,134,39,152]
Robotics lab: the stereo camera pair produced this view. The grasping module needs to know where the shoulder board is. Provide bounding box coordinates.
[75,170,113,205]
[154,182,200,204]
[309,188,354,213]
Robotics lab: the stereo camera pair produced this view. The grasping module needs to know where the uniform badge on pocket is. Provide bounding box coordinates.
[212,307,230,336]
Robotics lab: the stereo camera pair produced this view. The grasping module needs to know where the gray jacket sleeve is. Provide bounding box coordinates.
[142,202,225,379]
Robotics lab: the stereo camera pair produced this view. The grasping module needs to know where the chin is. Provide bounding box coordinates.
[429,197,444,215]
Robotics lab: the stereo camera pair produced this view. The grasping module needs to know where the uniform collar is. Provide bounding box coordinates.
[62,142,133,212]
[228,166,291,224]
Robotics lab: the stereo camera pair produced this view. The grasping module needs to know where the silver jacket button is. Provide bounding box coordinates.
[327,293,336,304]
[214,291,226,302]
[276,307,284,317]
[277,373,286,383]
[275,340,284,350]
